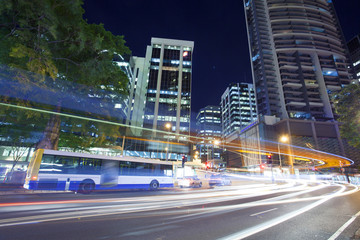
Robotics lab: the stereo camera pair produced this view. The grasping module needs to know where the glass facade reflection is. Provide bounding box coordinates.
[221,83,257,138]
[144,38,194,137]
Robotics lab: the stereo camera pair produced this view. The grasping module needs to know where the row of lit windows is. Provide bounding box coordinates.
[153,44,192,51]
[151,58,191,65]
[147,89,178,96]
[149,65,191,73]
[198,116,221,120]
[144,115,190,123]
[199,130,222,133]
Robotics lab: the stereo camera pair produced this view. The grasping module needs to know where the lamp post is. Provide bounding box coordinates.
[194,151,199,161]
[165,123,172,162]
[278,135,288,171]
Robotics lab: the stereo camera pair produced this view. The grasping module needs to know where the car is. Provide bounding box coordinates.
[178,176,202,188]
[209,174,232,186]
[220,176,232,186]
[209,174,222,186]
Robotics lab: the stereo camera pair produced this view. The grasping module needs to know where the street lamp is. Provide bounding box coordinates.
[194,151,199,160]
[213,139,220,146]
[278,135,288,169]
[165,123,172,162]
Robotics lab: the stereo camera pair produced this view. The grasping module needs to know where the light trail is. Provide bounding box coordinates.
[0,182,357,229]
[219,184,352,240]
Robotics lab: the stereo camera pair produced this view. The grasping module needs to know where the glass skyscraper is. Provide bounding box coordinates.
[196,106,222,160]
[144,38,194,139]
[347,34,360,83]
[221,83,257,139]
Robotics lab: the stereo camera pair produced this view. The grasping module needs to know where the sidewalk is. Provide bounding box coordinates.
[0,183,69,195]
[0,183,29,195]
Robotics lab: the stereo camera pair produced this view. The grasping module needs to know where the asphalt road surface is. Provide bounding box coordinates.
[1,175,360,240]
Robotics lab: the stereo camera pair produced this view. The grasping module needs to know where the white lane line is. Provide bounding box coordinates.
[250,208,278,217]
[219,184,348,240]
[328,210,360,240]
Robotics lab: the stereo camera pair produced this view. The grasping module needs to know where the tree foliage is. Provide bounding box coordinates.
[333,84,360,149]
[0,0,130,93]
[0,0,131,150]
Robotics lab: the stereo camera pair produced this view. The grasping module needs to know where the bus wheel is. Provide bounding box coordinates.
[150,180,159,190]
[78,179,95,194]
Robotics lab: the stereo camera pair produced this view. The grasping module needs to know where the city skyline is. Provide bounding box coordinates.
[83,0,359,113]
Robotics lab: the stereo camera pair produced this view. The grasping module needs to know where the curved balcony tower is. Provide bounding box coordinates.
[244,0,352,121]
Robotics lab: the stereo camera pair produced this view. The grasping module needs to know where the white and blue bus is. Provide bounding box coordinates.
[24,149,174,193]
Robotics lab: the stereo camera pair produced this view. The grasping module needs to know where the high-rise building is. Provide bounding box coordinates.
[125,56,150,134]
[221,83,257,140]
[239,0,358,168]
[244,0,352,121]
[143,38,194,139]
[347,34,360,82]
[195,106,222,161]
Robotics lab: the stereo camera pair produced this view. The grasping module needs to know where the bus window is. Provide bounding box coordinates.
[135,163,152,176]
[150,164,161,176]
[54,156,79,174]
[161,165,173,177]
[39,155,56,173]
[79,158,102,174]
[119,161,131,175]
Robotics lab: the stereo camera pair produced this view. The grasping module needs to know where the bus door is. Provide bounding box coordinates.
[100,160,119,187]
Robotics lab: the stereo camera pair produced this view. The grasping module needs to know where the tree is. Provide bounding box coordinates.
[0,0,131,150]
[333,84,360,149]
[0,106,43,180]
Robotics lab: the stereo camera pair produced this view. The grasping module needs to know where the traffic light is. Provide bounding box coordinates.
[205,161,210,170]
[182,155,187,167]
[266,154,272,164]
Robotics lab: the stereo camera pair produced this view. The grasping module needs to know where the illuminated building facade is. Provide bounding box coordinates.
[125,56,150,135]
[238,0,359,168]
[196,106,222,160]
[347,34,360,82]
[221,83,257,140]
[143,38,194,139]
[244,0,352,121]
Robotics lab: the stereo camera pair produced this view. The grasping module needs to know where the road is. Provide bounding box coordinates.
[0,175,359,240]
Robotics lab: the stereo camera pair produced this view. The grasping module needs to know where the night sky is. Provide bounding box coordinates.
[83,0,360,116]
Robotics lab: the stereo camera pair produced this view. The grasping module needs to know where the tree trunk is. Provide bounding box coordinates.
[36,113,61,150]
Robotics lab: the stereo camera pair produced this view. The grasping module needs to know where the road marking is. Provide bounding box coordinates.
[328,210,360,240]
[250,208,278,217]
[219,184,348,240]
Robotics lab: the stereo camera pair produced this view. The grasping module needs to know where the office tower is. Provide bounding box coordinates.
[125,56,150,134]
[240,0,357,168]
[196,106,222,160]
[244,0,352,121]
[221,83,257,140]
[143,37,194,139]
[347,34,360,82]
